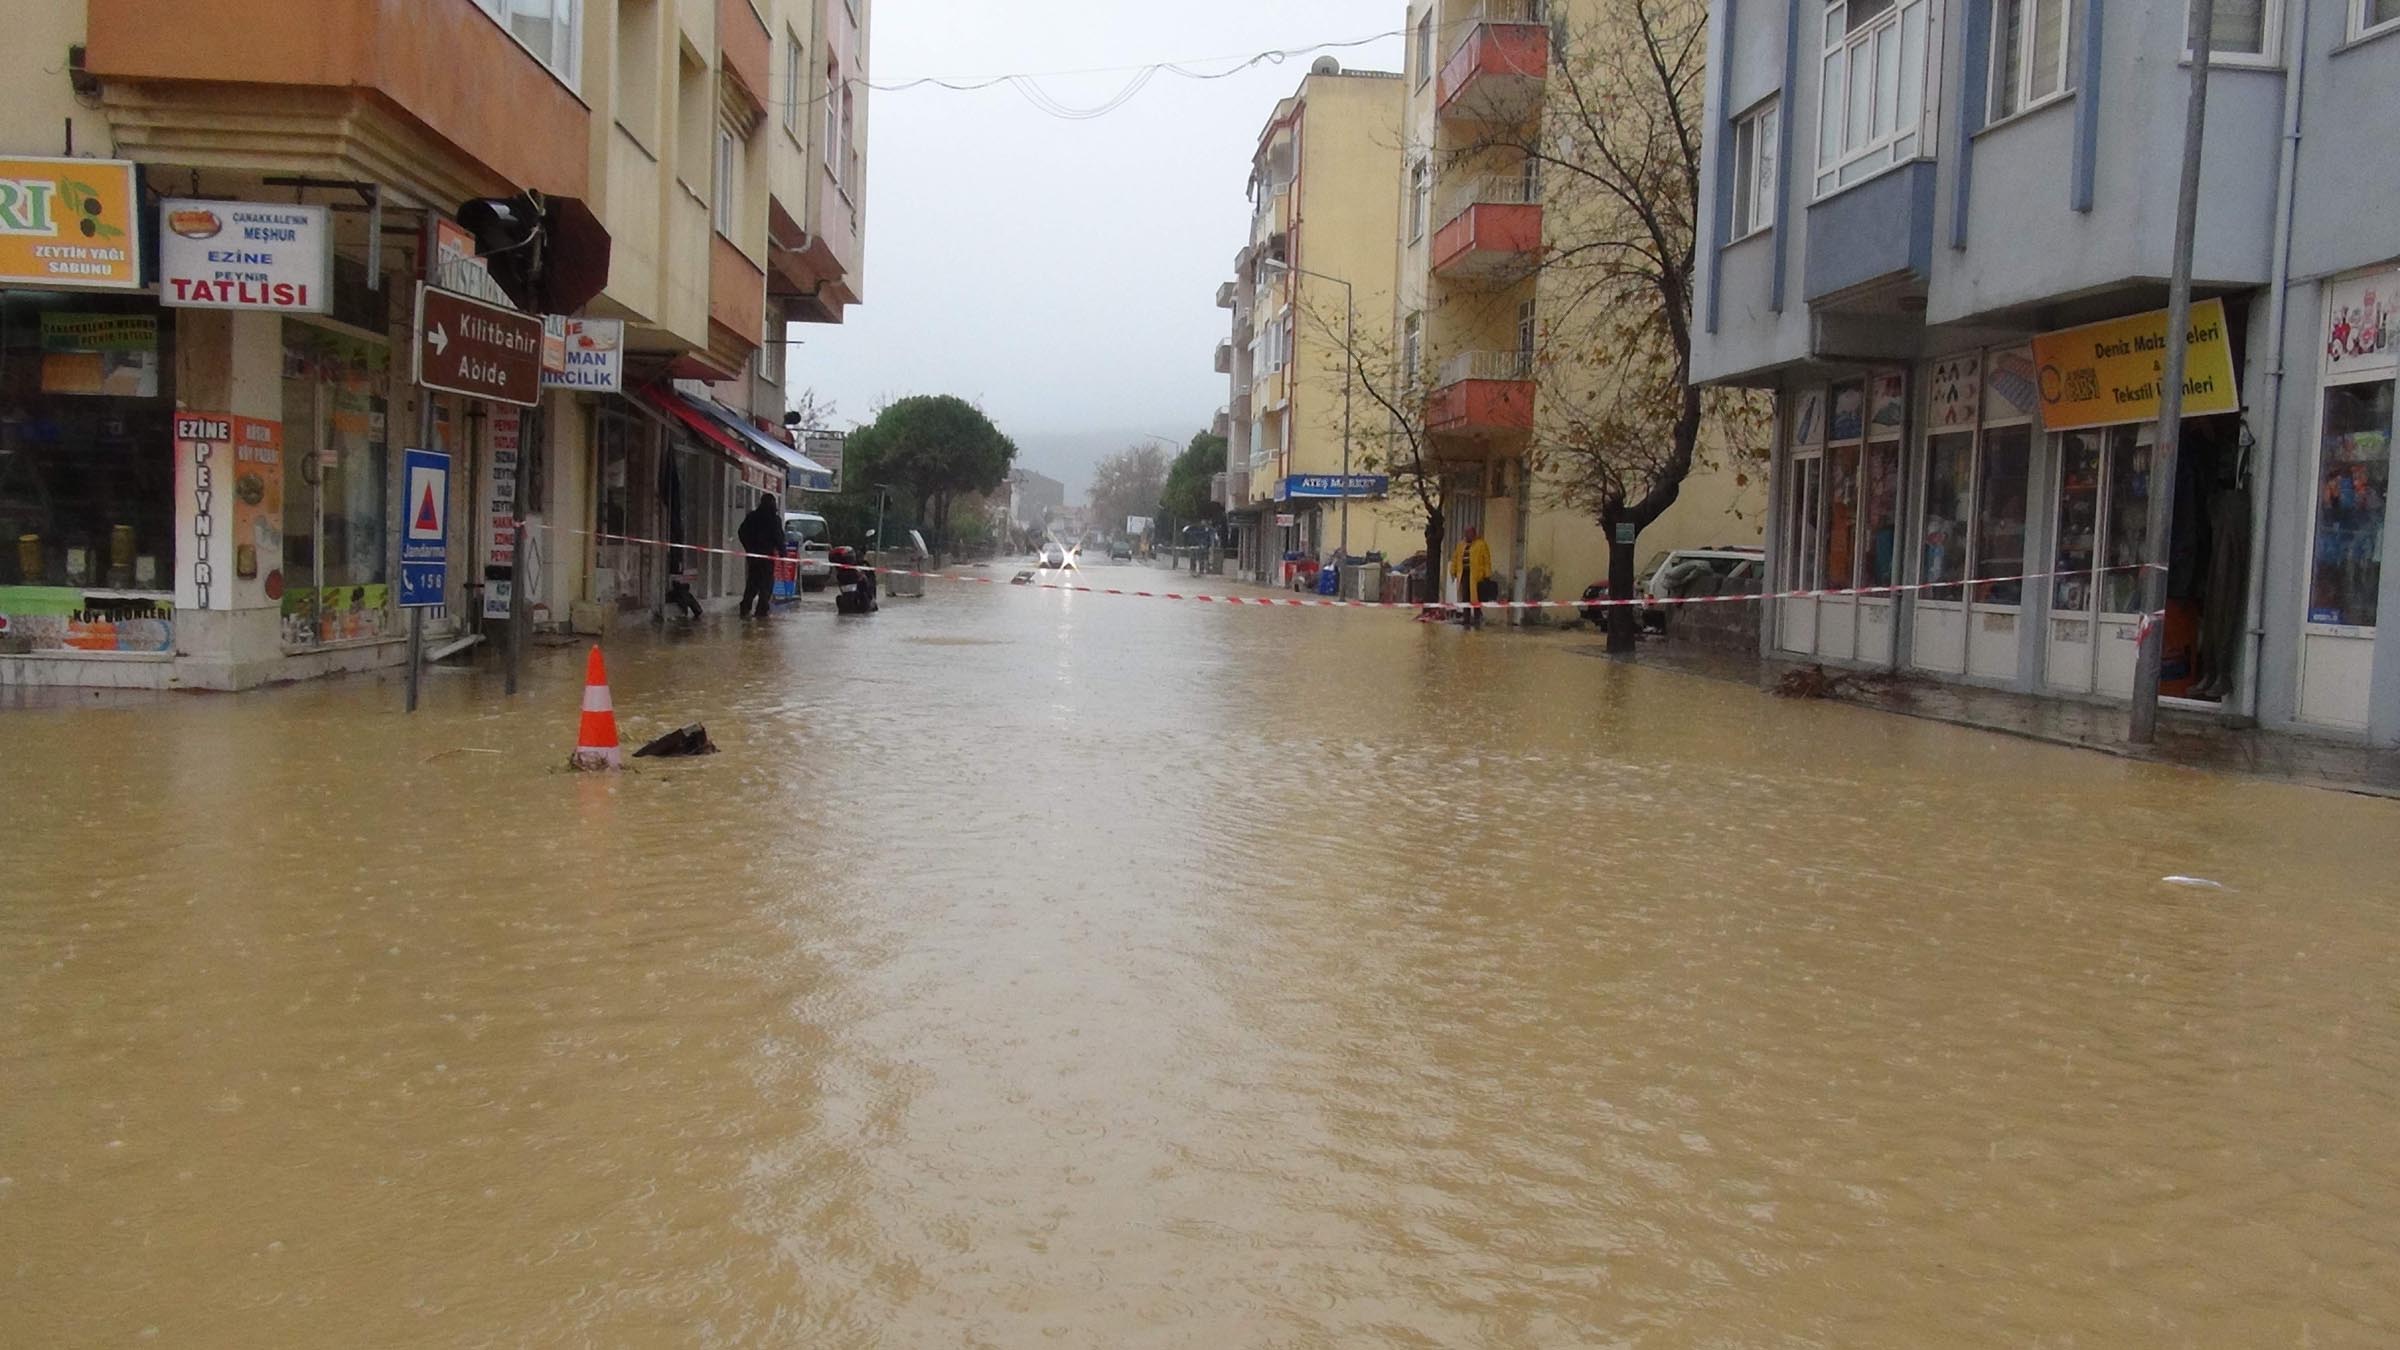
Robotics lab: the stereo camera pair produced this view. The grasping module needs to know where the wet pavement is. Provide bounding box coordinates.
[5,563,2400,1346]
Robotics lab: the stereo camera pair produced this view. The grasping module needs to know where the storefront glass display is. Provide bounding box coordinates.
[1972,426,2030,605]
[1824,443,1859,589]
[0,291,176,650]
[2052,432,2102,612]
[279,321,392,647]
[2308,380,2390,629]
[1787,453,1822,591]
[1862,443,1900,587]
[2101,429,2152,616]
[1920,432,1971,601]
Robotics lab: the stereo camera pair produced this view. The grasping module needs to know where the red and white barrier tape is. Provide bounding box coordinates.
[525,522,2161,614]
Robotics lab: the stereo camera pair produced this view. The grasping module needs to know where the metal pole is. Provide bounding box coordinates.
[505,400,535,697]
[405,385,434,713]
[2130,0,2214,744]
[1339,277,1353,560]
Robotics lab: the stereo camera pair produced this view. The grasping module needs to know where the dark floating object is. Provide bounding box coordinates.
[633,723,719,758]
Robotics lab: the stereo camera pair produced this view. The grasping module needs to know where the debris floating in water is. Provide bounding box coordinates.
[2160,875,2231,891]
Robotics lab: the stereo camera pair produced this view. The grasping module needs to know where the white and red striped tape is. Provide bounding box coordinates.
[524,522,2161,614]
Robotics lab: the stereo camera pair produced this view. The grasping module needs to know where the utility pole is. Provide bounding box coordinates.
[2130,0,2215,744]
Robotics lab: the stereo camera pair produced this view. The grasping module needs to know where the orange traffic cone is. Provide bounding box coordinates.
[570,646,622,771]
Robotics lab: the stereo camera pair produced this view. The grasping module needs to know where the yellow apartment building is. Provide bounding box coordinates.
[1394,0,1759,609]
[1218,61,1409,588]
[0,0,867,690]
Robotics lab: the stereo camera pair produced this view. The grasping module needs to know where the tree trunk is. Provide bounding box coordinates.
[1420,506,1446,608]
[1605,514,1639,655]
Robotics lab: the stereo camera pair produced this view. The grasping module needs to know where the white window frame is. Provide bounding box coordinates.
[1416,12,1435,88]
[1409,158,1430,242]
[784,29,805,134]
[2187,0,2282,65]
[713,125,738,235]
[2352,0,2400,41]
[1402,313,1422,384]
[825,56,842,174]
[474,0,583,93]
[1990,0,2071,122]
[1814,0,1933,199]
[1731,96,1780,240]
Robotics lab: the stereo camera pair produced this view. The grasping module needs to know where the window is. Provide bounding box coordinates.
[839,85,858,200]
[825,56,842,174]
[2308,381,2392,629]
[475,0,583,91]
[616,0,660,142]
[713,126,738,234]
[783,30,804,134]
[1408,159,1430,241]
[1816,0,1930,196]
[1991,0,2069,121]
[2192,0,2276,61]
[676,52,710,192]
[1416,11,1434,88]
[1402,313,1421,383]
[2356,0,2400,41]
[1731,97,1779,239]
[1517,299,1538,359]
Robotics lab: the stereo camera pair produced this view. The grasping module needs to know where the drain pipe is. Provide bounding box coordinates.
[2241,0,2310,723]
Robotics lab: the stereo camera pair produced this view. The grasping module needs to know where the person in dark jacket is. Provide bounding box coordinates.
[831,546,879,615]
[736,492,783,618]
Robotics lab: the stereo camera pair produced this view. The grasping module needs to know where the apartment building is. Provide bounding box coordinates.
[1217,60,1408,586]
[0,0,867,690]
[1693,0,2400,742]
[1393,0,1760,611]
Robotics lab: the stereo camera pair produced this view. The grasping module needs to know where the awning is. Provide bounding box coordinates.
[685,398,836,493]
[629,383,784,493]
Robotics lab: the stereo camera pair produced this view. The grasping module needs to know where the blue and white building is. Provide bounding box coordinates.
[1693,0,2400,742]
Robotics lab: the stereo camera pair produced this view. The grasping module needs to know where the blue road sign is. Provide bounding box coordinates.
[399,447,450,609]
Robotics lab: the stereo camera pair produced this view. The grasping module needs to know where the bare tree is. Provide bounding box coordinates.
[1088,443,1170,542]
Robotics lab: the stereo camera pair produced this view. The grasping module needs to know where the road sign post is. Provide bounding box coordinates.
[413,283,543,407]
[399,444,451,712]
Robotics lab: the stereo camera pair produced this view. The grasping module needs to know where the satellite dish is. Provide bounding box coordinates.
[1311,56,1341,75]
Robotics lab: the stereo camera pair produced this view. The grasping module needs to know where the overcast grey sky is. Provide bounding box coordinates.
[782,0,1405,497]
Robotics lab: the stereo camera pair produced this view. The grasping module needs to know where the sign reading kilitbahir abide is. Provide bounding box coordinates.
[414,283,543,407]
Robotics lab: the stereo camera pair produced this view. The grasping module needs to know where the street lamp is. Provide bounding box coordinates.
[872,482,894,553]
[1258,255,1355,558]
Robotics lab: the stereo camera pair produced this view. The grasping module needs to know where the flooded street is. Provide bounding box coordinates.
[5,569,2398,1347]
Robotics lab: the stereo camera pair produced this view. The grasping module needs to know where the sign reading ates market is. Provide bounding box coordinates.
[2030,298,2239,432]
[159,199,331,312]
[414,283,543,407]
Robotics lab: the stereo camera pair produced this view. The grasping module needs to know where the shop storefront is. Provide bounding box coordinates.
[1778,371,1910,667]
[0,158,173,668]
[2298,268,2394,730]
[278,318,395,649]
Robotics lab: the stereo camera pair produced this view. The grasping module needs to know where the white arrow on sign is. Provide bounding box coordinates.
[427,324,449,356]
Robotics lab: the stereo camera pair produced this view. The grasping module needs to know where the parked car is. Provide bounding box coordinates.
[1637,546,1764,629]
[1109,539,1133,560]
[783,511,832,590]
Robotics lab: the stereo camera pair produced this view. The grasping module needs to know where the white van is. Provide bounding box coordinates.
[783,511,832,590]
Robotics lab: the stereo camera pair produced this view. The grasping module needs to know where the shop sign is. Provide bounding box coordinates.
[2030,298,2239,432]
[1985,347,2040,422]
[1276,473,1390,500]
[1790,388,1826,447]
[1868,372,1906,436]
[1273,513,1296,528]
[172,411,284,611]
[539,316,625,392]
[174,413,231,611]
[414,283,543,407]
[159,199,331,312]
[2324,270,2396,381]
[229,417,284,606]
[399,447,451,609]
[0,156,139,289]
[0,588,173,654]
[803,430,845,492]
[38,312,159,397]
[1930,356,1981,429]
[483,407,522,619]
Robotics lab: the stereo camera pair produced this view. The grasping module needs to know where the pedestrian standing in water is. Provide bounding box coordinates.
[737,491,784,619]
[1451,525,1493,628]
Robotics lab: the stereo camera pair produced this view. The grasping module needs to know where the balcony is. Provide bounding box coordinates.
[1437,6,1550,125]
[1231,383,1251,421]
[1216,280,1237,309]
[1428,351,1535,439]
[1212,406,1232,439]
[1214,339,1233,375]
[1430,175,1543,282]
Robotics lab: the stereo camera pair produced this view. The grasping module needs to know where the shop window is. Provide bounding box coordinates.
[1862,441,1901,587]
[1920,432,1972,600]
[2307,380,2391,629]
[1824,443,1860,589]
[2051,430,2101,612]
[1787,452,1824,591]
[279,321,392,648]
[1972,426,2031,604]
[0,292,175,607]
[2101,427,2152,615]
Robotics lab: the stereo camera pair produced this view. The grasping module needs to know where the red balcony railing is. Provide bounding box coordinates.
[1427,351,1535,437]
[1429,175,1543,282]
[1436,15,1550,124]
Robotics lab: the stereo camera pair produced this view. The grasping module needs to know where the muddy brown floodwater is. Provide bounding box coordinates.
[4,569,2398,1347]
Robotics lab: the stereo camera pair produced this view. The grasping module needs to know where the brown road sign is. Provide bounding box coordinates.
[414,283,543,407]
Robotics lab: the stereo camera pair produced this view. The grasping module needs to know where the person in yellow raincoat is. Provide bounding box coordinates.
[1451,526,1494,628]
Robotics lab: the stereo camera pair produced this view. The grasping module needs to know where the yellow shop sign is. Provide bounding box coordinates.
[2030,297,2239,432]
[0,156,140,290]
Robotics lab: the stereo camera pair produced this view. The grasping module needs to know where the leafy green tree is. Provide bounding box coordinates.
[840,395,1017,552]
[1158,431,1226,531]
